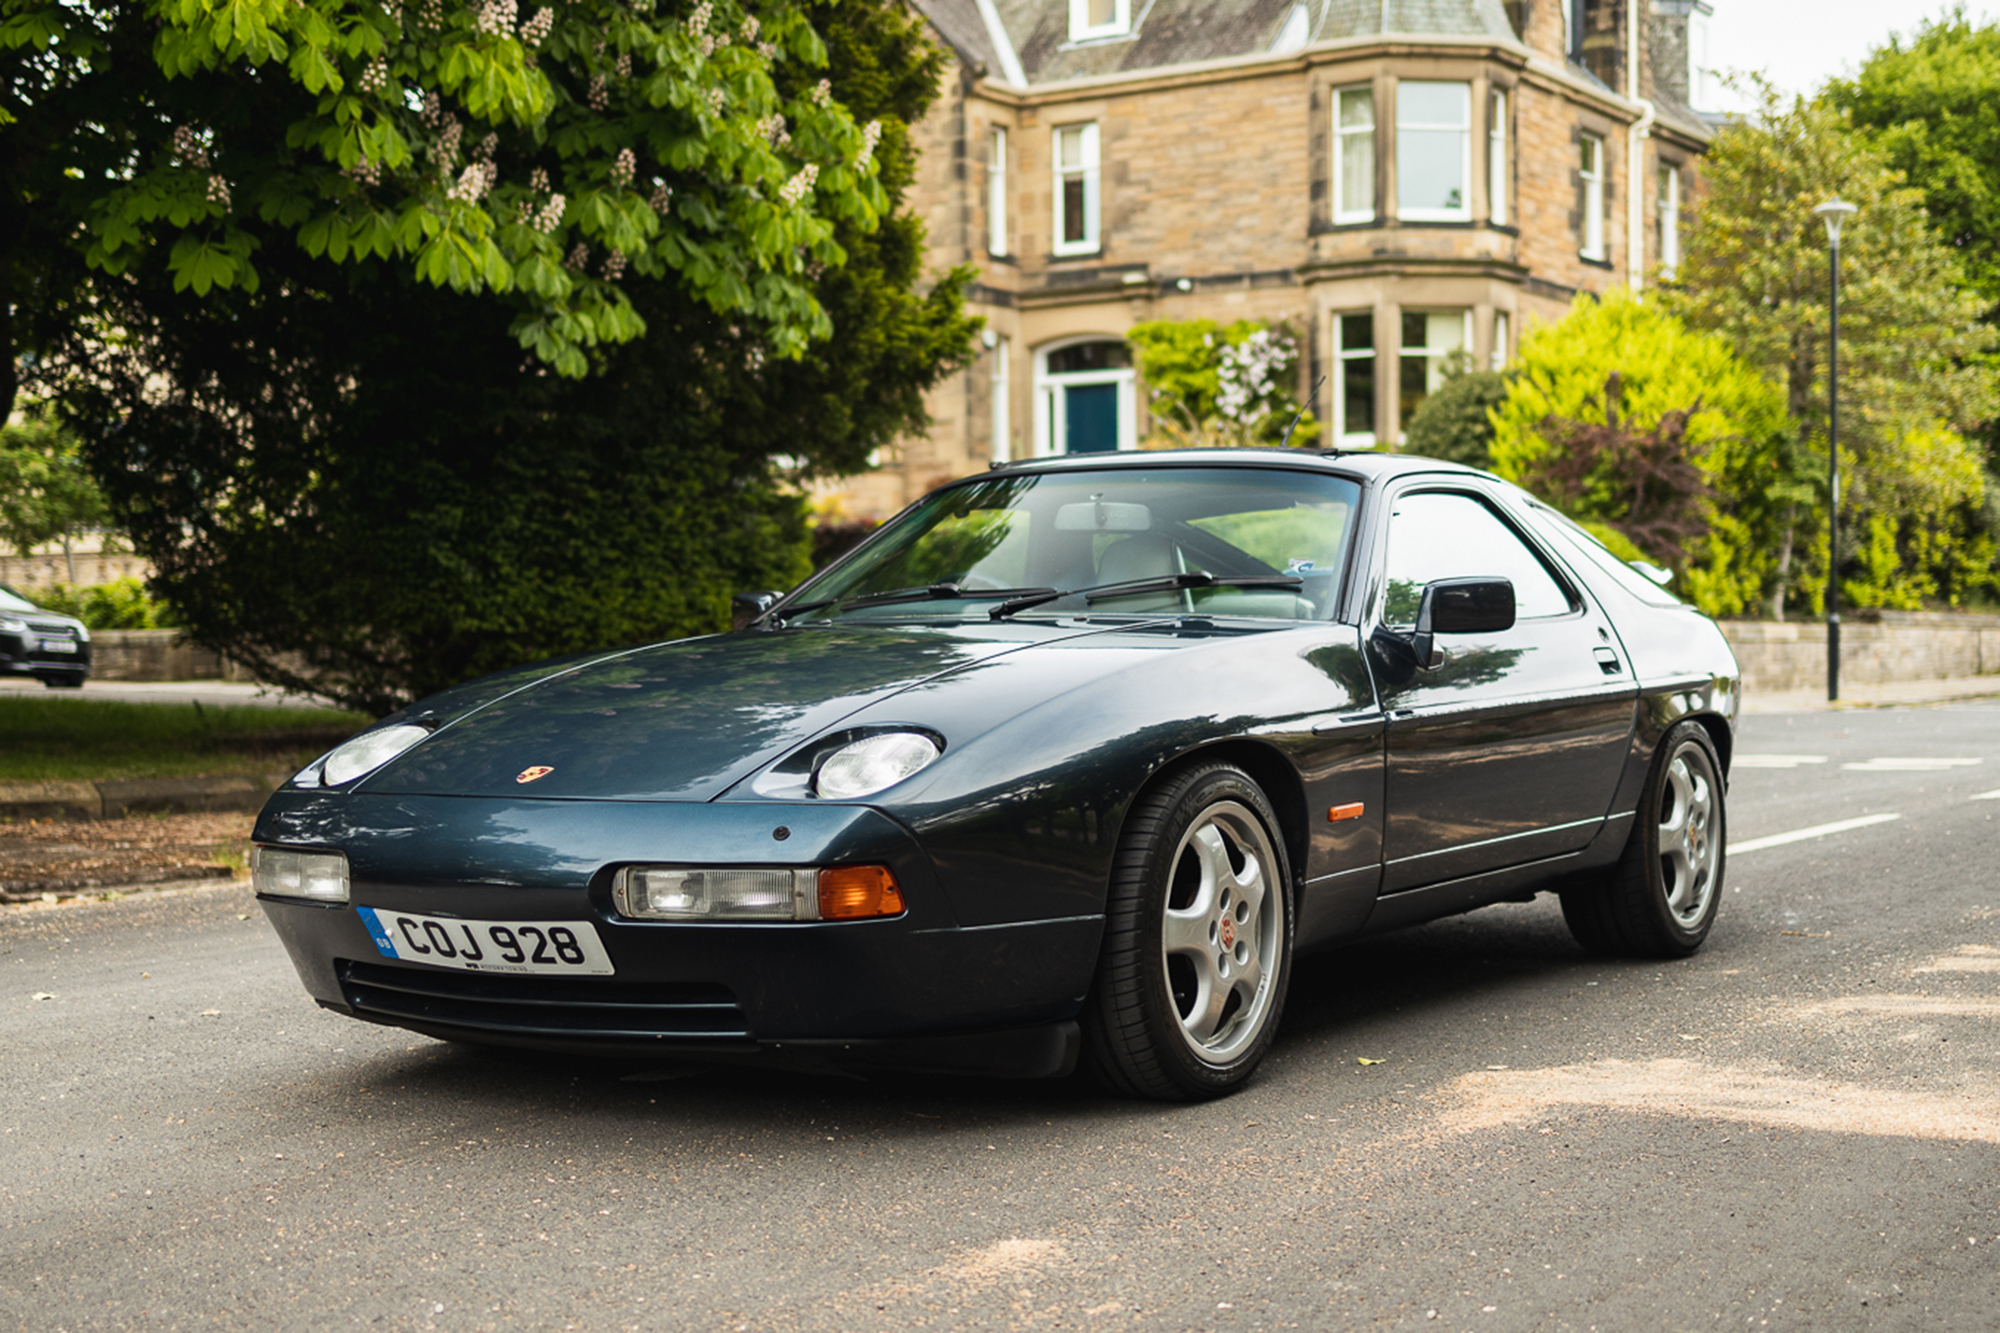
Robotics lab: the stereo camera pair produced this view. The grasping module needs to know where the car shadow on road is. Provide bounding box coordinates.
[265,892,1702,1140]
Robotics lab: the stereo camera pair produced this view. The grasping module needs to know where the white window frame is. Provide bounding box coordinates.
[987,126,1008,257]
[1395,80,1472,223]
[1033,338,1135,456]
[1658,163,1680,278]
[1398,308,1473,437]
[990,335,1011,463]
[1487,87,1508,226]
[1580,131,1606,261]
[1052,122,1100,256]
[1333,310,1377,450]
[1332,86,1375,225]
[1067,0,1130,42]
[1491,310,1510,371]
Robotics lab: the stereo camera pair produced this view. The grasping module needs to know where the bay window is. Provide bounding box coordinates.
[1333,87,1375,224]
[1334,312,1377,449]
[1397,81,1470,222]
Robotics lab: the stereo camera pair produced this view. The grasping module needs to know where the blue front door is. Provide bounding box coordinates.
[1065,383,1118,453]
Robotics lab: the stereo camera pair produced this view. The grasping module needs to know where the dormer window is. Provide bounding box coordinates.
[1068,0,1129,42]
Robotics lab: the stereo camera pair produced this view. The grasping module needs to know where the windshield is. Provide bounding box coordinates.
[789,466,1360,623]
[0,585,39,613]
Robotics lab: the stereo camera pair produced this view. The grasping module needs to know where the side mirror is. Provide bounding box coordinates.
[1411,577,1515,668]
[731,590,781,631]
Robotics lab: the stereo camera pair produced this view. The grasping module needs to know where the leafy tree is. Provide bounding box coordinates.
[1490,291,1797,619]
[1512,375,1710,568]
[1403,367,1508,468]
[1661,80,1998,614]
[1126,319,1318,448]
[0,0,891,416]
[0,417,111,581]
[41,0,976,715]
[30,577,178,629]
[1832,13,2000,316]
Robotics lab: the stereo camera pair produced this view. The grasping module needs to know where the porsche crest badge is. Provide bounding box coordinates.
[515,766,554,784]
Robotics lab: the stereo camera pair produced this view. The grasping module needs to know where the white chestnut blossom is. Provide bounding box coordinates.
[473,0,516,37]
[446,161,496,204]
[610,147,636,188]
[853,119,881,168]
[777,162,817,206]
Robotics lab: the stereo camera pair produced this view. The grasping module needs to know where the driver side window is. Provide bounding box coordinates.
[1381,491,1572,626]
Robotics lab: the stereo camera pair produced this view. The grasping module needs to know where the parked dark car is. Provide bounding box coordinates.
[0,584,92,688]
[254,450,1736,1099]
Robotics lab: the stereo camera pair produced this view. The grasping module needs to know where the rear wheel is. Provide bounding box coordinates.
[1083,763,1294,1100]
[1560,720,1725,958]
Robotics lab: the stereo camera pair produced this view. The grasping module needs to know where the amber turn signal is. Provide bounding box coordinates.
[1327,802,1365,823]
[817,864,905,920]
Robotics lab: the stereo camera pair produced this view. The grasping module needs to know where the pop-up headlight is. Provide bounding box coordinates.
[319,724,431,786]
[812,732,941,800]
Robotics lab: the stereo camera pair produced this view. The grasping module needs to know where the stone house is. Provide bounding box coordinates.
[833,0,1716,517]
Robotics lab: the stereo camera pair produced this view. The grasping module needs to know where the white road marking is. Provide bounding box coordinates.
[1729,812,1903,856]
[1972,789,2000,801]
[1842,757,1983,772]
[1732,755,1828,769]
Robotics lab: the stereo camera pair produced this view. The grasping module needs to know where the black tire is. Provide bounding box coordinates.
[1560,720,1726,958]
[1083,763,1295,1101]
[36,674,85,690]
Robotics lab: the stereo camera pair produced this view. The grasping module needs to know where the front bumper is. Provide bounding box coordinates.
[255,791,1104,1077]
[0,625,91,677]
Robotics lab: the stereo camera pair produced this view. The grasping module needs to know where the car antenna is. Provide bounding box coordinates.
[1278,374,1326,449]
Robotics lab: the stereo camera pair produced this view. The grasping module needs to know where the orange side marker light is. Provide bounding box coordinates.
[1328,802,1366,823]
[818,865,906,920]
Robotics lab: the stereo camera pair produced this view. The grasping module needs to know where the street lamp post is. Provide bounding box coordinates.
[1814,198,1857,703]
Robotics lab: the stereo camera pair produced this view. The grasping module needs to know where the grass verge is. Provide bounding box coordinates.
[0,697,372,783]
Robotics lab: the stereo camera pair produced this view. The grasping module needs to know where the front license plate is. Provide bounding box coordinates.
[357,907,615,976]
[37,637,77,654]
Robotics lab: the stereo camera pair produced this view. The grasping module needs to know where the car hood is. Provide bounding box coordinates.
[359,622,1133,802]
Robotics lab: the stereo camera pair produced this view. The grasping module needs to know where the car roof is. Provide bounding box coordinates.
[983,448,1498,487]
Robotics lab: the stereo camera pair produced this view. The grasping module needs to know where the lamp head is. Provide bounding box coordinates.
[1814,198,1858,247]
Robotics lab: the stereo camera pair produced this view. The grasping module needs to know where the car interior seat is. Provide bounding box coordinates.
[1093,533,1188,612]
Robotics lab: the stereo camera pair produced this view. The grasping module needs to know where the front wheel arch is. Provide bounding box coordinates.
[1120,739,1309,903]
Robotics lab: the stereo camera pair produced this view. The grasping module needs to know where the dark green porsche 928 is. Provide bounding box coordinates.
[254,450,1738,1100]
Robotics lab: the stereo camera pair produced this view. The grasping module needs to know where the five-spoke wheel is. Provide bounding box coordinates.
[1084,763,1293,1100]
[1560,720,1726,958]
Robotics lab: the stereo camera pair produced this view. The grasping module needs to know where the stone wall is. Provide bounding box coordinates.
[0,547,150,592]
[85,630,252,683]
[1721,614,2000,696]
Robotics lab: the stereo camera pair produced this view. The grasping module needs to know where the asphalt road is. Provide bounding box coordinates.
[5,704,1999,1332]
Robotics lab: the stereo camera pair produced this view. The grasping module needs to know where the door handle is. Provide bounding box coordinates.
[1593,647,1622,675]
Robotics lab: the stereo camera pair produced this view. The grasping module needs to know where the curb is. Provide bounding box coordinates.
[0,772,293,822]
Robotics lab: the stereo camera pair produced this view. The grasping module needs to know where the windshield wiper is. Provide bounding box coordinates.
[778,582,1058,621]
[989,572,1304,620]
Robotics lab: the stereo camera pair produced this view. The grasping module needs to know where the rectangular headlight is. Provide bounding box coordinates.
[252,846,350,904]
[613,866,904,922]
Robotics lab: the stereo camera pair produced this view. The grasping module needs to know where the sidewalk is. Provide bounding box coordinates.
[1743,674,2000,714]
[0,678,336,708]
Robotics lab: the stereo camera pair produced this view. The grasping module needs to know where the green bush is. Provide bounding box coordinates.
[27,578,178,630]
[1403,369,1509,469]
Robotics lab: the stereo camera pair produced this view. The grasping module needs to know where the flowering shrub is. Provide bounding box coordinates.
[1126,319,1318,448]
